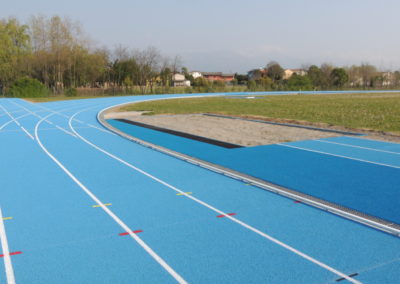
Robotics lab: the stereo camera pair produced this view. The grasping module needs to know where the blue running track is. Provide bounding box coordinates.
[0,92,399,283]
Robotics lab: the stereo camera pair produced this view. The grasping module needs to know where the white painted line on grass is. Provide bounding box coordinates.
[316,139,400,155]
[0,207,16,284]
[35,112,187,284]
[70,108,362,284]
[278,143,400,169]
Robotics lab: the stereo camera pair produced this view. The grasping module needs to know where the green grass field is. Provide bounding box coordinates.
[120,93,400,134]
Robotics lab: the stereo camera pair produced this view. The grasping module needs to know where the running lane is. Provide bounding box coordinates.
[0,96,399,283]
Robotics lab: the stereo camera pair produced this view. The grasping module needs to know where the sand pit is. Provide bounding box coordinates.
[105,112,342,146]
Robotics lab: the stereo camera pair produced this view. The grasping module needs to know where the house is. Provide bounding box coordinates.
[189,71,202,79]
[283,69,307,80]
[172,73,191,87]
[201,72,235,82]
[248,68,267,80]
[380,71,395,87]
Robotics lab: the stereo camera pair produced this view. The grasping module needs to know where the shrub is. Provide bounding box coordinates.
[65,87,78,97]
[7,77,49,98]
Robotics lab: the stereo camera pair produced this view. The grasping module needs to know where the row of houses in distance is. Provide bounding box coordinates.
[173,67,400,87]
[172,71,235,86]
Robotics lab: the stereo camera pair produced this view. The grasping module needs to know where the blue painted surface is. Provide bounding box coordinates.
[108,119,400,224]
[0,92,399,283]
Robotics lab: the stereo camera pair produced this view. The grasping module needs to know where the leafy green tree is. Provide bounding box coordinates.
[7,77,48,97]
[330,68,349,88]
[286,74,313,90]
[192,77,209,87]
[256,77,272,90]
[247,80,257,91]
[307,65,323,89]
[0,18,31,93]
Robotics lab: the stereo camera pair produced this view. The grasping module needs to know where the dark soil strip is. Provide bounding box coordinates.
[115,118,243,149]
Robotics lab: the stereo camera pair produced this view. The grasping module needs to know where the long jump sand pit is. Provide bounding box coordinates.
[105,111,343,146]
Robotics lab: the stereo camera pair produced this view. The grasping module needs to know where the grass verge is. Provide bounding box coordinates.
[119,93,400,134]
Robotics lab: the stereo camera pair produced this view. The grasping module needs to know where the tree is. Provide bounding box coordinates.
[307,65,322,89]
[0,18,31,93]
[234,73,248,85]
[28,15,91,92]
[330,68,349,88]
[133,47,161,93]
[7,77,48,97]
[266,61,284,82]
[319,63,334,89]
[359,63,377,88]
[286,74,313,90]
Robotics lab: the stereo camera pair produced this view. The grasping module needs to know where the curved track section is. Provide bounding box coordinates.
[0,92,399,283]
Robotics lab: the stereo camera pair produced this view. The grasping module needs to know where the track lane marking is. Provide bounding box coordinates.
[92,203,112,208]
[20,126,34,140]
[0,207,16,284]
[35,111,187,284]
[278,143,400,169]
[69,109,362,284]
[11,100,114,137]
[316,139,400,155]
[55,125,77,137]
[0,103,35,140]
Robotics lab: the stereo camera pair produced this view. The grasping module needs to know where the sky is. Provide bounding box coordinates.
[2,0,400,73]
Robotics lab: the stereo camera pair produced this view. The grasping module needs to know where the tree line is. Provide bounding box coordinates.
[1,16,399,97]
[244,62,400,92]
[0,16,187,97]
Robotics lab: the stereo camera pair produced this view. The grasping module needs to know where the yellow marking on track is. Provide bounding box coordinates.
[176,192,192,196]
[2,217,12,221]
[92,203,112,208]
[245,183,254,186]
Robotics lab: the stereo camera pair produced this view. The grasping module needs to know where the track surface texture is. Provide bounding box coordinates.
[0,91,399,283]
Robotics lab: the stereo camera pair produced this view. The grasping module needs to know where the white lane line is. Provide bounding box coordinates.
[12,100,110,136]
[278,143,400,170]
[9,100,96,138]
[316,139,400,155]
[0,103,35,140]
[88,124,115,135]
[0,207,16,284]
[21,126,34,140]
[55,125,77,137]
[69,110,361,284]
[35,112,187,284]
[1,113,34,130]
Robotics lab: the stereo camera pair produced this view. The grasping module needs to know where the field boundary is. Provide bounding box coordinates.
[98,98,400,237]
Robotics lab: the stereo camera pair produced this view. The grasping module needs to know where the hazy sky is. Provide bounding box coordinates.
[3,0,400,73]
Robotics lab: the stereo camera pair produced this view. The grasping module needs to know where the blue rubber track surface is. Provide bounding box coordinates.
[107,121,400,224]
[0,92,399,283]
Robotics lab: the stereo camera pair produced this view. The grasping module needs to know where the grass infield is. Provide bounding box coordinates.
[119,93,400,134]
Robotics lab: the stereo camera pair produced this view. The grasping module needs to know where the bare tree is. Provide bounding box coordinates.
[133,47,161,93]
